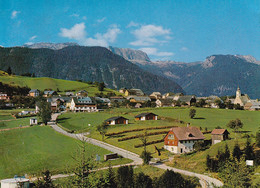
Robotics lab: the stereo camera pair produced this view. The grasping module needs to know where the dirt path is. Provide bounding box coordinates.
[0,125,30,131]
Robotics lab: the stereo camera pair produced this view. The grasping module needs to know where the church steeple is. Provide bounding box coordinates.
[236,86,241,98]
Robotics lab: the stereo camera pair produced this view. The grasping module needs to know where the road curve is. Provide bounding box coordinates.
[51,113,223,187]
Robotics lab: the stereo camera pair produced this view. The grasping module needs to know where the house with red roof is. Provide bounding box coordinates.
[164,126,205,154]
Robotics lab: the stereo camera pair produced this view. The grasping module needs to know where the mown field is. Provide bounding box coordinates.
[0,126,131,179]
[0,71,120,96]
[57,107,260,156]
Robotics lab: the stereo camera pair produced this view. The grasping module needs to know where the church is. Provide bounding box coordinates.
[233,87,250,107]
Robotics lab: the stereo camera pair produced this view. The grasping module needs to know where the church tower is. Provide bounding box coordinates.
[236,87,241,98]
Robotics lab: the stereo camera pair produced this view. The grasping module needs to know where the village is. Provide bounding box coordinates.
[0,81,260,187]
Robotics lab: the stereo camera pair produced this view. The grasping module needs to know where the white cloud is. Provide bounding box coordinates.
[25,42,33,45]
[130,24,171,46]
[59,23,121,47]
[126,21,139,28]
[11,10,20,19]
[180,47,189,51]
[70,13,79,17]
[59,23,86,40]
[139,47,174,57]
[29,35,37,41]
[82,16,87,20]
[97,17,106,23]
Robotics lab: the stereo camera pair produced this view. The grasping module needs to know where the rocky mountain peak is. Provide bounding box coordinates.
[23,42,79,50]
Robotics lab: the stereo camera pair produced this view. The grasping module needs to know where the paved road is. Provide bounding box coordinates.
[51,113,223,187]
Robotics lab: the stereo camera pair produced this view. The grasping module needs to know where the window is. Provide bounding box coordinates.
[168,134,174,140]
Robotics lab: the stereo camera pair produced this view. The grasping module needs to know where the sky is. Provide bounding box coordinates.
[0,0,259,62]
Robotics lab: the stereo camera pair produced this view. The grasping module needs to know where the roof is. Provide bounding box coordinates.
[157,98,173,105]
[178,95,196,103]
[211,129,229,135]
[1,178,29,183]
[135,112,157,118]
[44,90,56,95]
[127,95,151,101]
[169,127,205,141]
[29,89,39,92]
[72,97,95,104]
[127,89,144,96]
[105,116,129,122]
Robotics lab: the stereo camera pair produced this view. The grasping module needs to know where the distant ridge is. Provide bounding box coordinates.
[23,42,79,50]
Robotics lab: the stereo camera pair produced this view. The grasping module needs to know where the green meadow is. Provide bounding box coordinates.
[0,126,131,179]
[0,71,120,96]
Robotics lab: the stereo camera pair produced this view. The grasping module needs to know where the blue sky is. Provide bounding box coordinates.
[0,0,259,62]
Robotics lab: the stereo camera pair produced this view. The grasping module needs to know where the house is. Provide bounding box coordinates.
[234,87,250,106]
[105,116,129,125]
[43,90,58,97]
[70,97,97,112]
[164,127,205,154]
[30,118,38,125]
[135,103,142,108]
[76,90,88,97]
[211,129,230,145]
[156,99,174,107]
[149,92,162,100]
[29,89,40,97]
[244,100,260,111]
[0,93,10,100]
[95,97,111,104]
[178,95,196,106]
[110,96,126,103]
[125,89,144,96]
[135,112,158,121]
[119,88,127,94]
[65,92,74,96]
[126,95,151,103]
[162,92,175,99]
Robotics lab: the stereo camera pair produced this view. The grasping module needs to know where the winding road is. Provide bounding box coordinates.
[50,113,223,187]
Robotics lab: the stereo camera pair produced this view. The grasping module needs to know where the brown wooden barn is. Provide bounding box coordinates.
[105,116,129,125]
[211,129,229,145]
[134,112,158,121]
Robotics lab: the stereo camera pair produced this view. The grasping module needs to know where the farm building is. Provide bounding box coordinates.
[135,113,158,121]
[28,89,40,97]
[105,116,129,125]
[211,129,229,145]
[76,90,88,97]
[43,90,58,97]
[1,177,30,188]
[156,99,174,107]
[164,127,205,154]
[30,118,38,125]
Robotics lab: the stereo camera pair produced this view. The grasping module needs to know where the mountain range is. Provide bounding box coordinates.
[0,46,184,94]
[1,43,259,98]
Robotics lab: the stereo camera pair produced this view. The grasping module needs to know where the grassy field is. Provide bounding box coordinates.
[0,71,120,96]
[0,117,33,129]
[0,126,131,179]
[57,107,260,158]
[0,109,35,121]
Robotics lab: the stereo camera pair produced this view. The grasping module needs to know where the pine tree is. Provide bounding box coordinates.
[244,138,255,160]
[224,144,230,160]
[7,66,12,75]
[233,142,242,161]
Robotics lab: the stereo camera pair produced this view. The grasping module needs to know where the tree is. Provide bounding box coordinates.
[103,164,117,188]
[256,131,260,147]
[156,169,188,188]
[98,82,106,91]
[35,170,55,188]
[223,144,230,160]
[7,66,12,75]
[227,118,243,133]
[116,166,134,188]
[233,142,242,161]
[219,156,251,187]
[244,138,255,160]
[189,109,196,119]
[135,172,153,188]
[140,150,152,165]
[37,100,51,125]
[71,140,96,188]
[96,122,108,141]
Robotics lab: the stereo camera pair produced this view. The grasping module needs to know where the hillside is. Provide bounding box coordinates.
[0,46,184,94]
[0,71,120,96]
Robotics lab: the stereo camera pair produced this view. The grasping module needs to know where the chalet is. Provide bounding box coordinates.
[125,89,144,96]
[178,95,196,106]
[244,100,260,111]
[70,97,97,112]
[65,92,74,96]
[211,129,230,145]
[135,103,142,108]
[162,92,175,99]
[164,127,205,154]
[105,116,129,125]
[29,89,40,97]
[95,97,111,104]
[0,93,10,100]
[135,113,158,121]
[110,96,126,103]
[76,90,88,96]
[126,96,151,103]
[149,92,162,100]
[43,90,58,97]
[119,88,127,94]
[156,99,174,107]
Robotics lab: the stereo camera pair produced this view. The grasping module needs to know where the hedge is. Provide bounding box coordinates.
[118,130,168,141]
[134,139,164,148]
